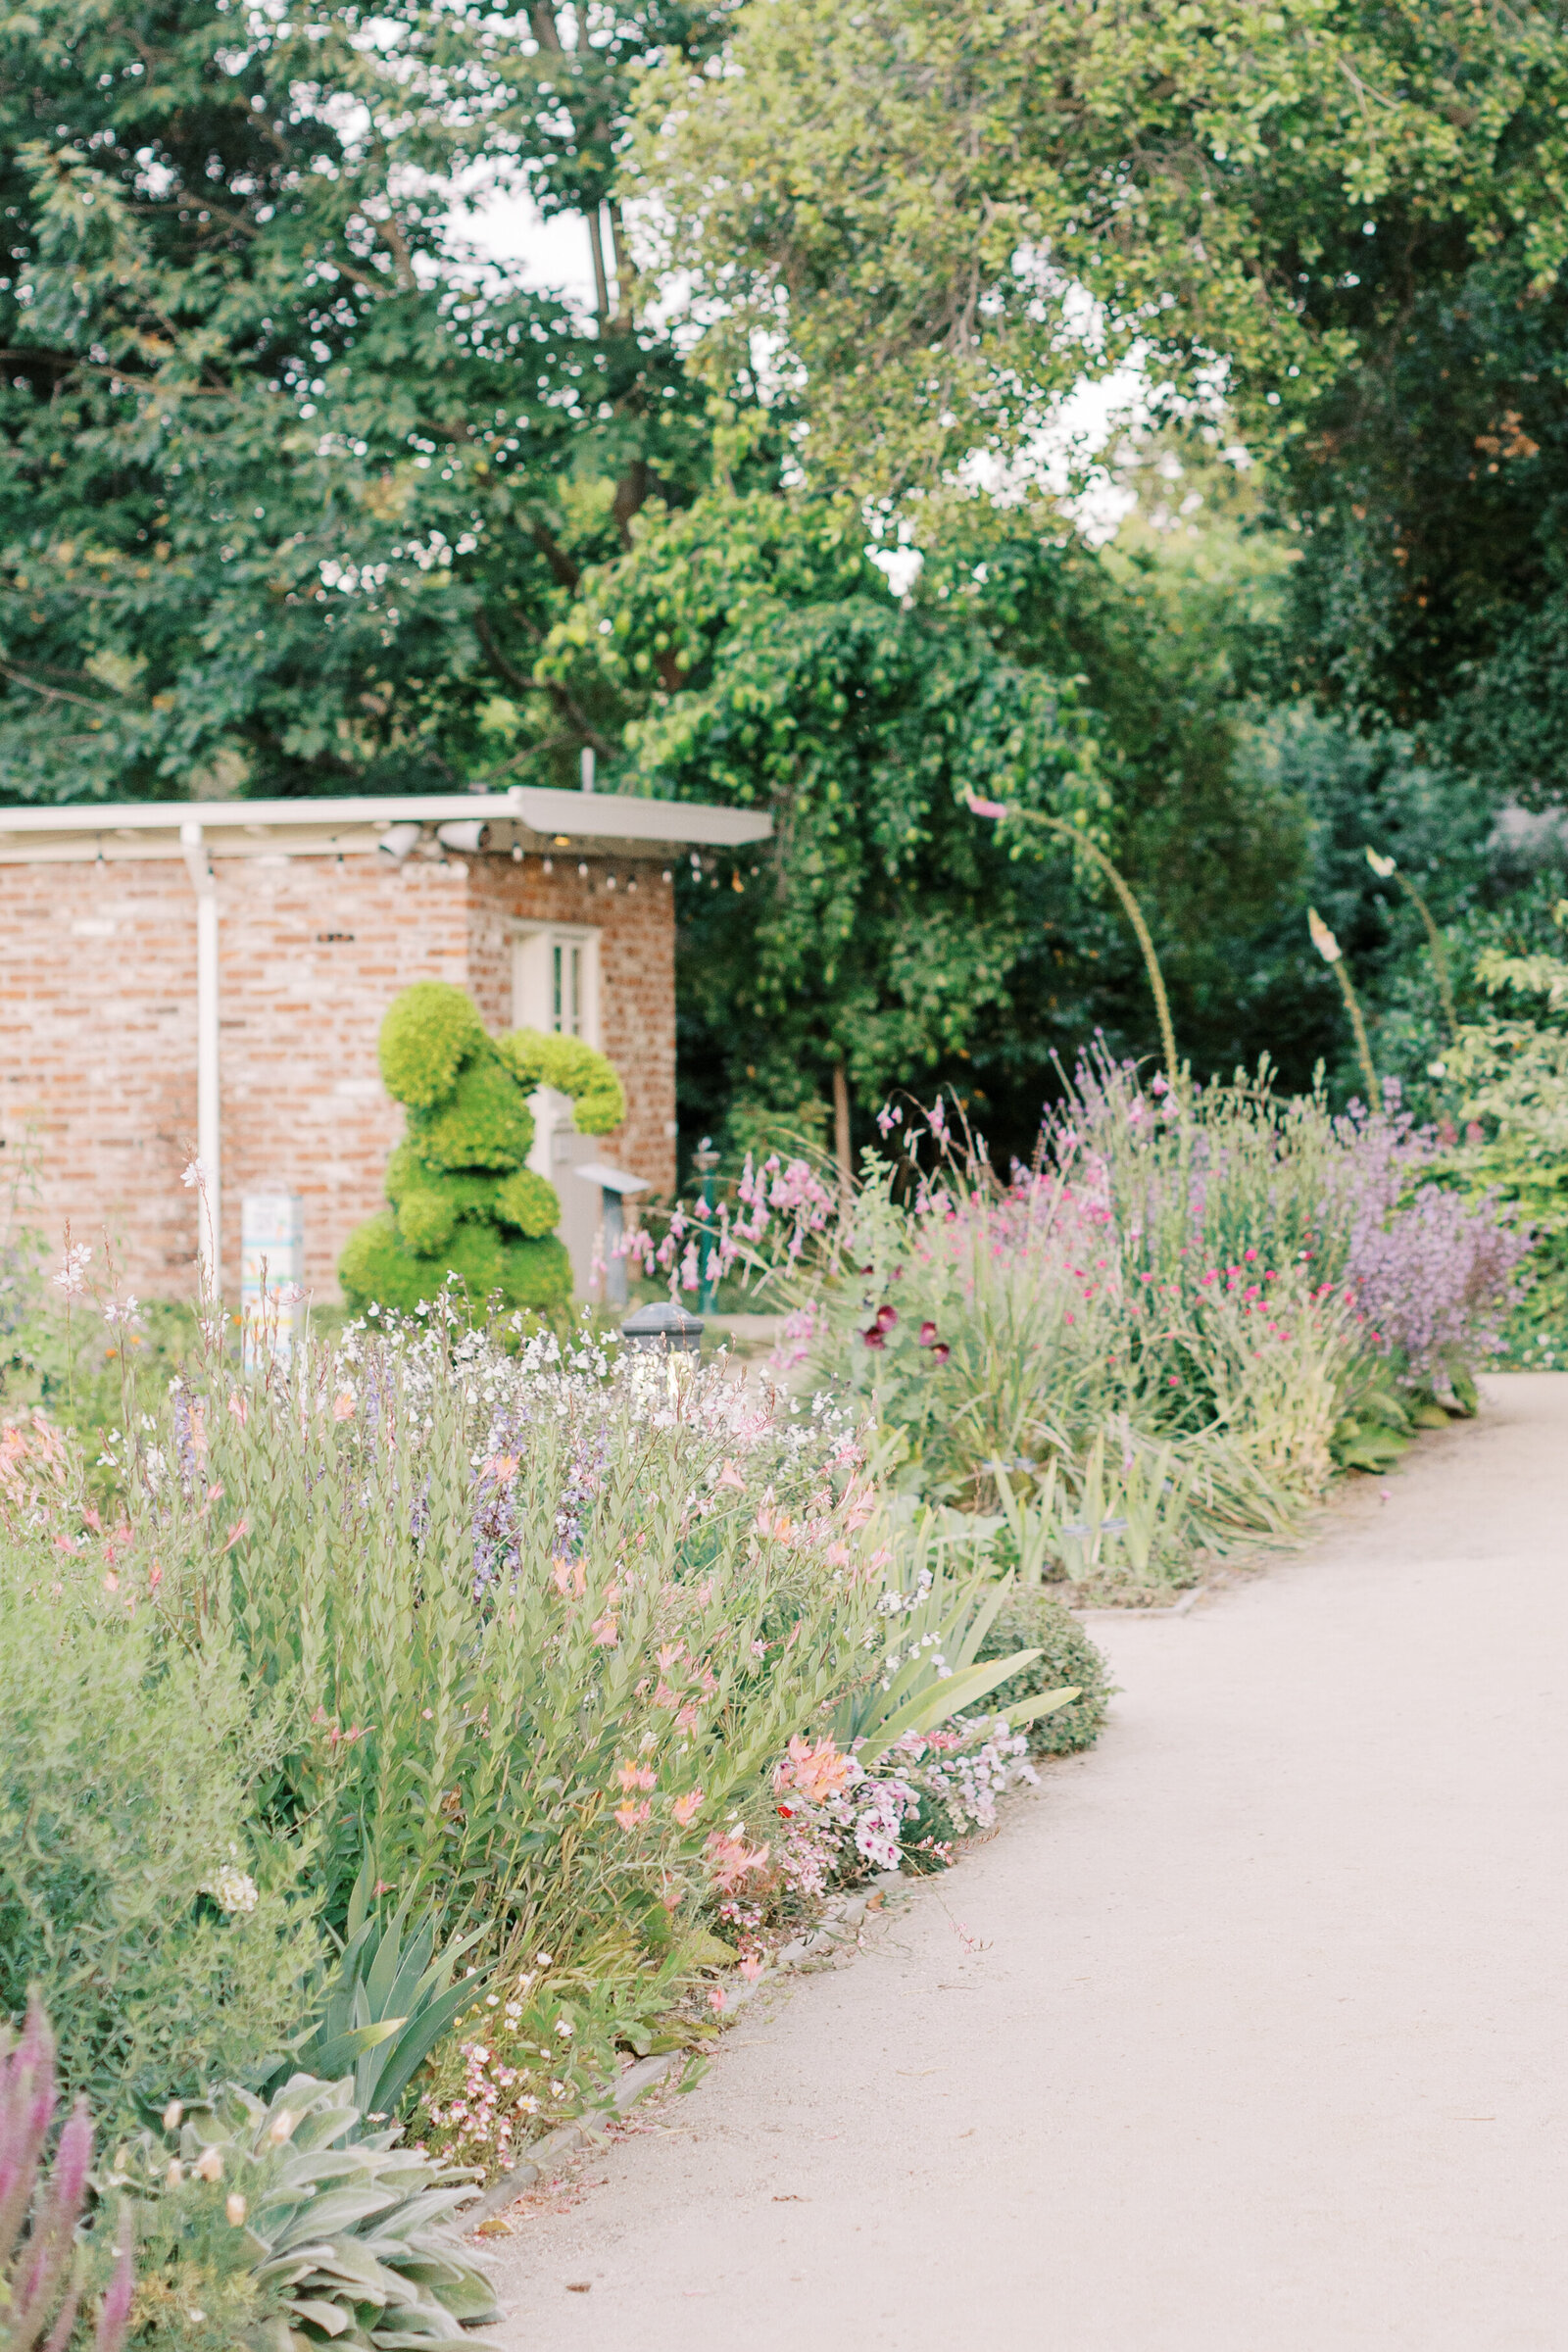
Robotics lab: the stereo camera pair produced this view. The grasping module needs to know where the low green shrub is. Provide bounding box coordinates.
[0,1549,319,2122]
[975,1591,1114,1756]
[94,2072,498,2351]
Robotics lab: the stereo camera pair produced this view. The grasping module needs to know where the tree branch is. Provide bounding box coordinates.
[473,610,615,756]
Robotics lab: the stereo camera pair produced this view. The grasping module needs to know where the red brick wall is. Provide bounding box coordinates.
[465,858,676,1195]
[0,846,676,1302]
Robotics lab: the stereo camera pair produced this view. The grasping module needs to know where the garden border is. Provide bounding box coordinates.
[463,1878,901,2228]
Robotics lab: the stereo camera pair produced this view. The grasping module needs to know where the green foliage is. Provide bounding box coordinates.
[974,1591,1114,1758]
[0,0,728,803]
[286,1875,488,2132]
[550,489,1118,1124]
[376,987,486,1113]
[337,1212,570,1320]
[493,1169,564,1241]
[831,1514,1077,1764]
[1426,919,1568,1365]
[633,0,1568,498]
[99,2074,499,2351]
[408,1060,532,1176]
[497,1032,626,1136]
[341,986,622,1313]
[0,1995,133,2352]
[416,1929,700,2178]
[779,1059,1522,1588]
[0,1550,320,2122]
[139,1325,887,1949]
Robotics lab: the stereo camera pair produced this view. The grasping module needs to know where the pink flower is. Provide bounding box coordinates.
[617,1761,658,1792]
[332,1392,356,1421]
[589,1614,619,1645]
[964,792,1008,819]
[614,1800,653,1831]
[705,1829,769,1892]
[716,1459,747,1491]
[672,1789,704,1827]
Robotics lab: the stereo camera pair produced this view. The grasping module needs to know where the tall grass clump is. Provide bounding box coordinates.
[117,1309,891,1965]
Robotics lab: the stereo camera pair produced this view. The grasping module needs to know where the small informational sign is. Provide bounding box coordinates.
[241,1191,305,1368]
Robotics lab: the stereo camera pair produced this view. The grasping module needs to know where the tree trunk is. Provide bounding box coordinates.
[832,1061,854,1206]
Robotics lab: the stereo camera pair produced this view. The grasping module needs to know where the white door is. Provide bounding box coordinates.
[512,925,604,1299]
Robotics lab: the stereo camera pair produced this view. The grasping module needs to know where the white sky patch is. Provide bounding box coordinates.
[451,176,600,315]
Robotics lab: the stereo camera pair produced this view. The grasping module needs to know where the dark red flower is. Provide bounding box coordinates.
[932,1343,951,1362]
[874,1303,898,1331]
[917,1321,939,1347]
[862,1326,886,1348]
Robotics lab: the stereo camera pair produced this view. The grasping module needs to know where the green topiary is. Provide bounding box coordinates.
[410,1057,532,1173]
[376,979,486,1108]
[499,1029,626,1133]
[975,1591,1115,1755]
[495,1166,564,1238]
[340,985,626,1315]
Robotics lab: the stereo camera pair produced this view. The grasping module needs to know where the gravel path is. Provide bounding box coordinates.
[487,1373,1566,2350]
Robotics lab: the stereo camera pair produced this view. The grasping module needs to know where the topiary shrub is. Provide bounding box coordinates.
[339,981,627,1317]
[975,1590,1115,1755]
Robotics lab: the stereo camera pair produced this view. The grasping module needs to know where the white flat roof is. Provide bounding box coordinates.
[0,786,771,866]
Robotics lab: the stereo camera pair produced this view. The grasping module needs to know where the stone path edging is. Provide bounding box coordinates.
[464,1877,903,2227]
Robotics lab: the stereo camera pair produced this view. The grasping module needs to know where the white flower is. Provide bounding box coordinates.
[51,1244,91,1298]
[180,1158,209,1191]
[213,1864,259,1914]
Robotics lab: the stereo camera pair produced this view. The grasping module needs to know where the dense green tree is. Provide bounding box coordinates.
[632,0,1568,799]
[549,479,1332,1155]
[0,0,725,800]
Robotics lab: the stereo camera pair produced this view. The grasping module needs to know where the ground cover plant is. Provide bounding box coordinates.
[0,1209,1086,2261]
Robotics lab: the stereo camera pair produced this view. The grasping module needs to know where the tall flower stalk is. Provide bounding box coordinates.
[965,795,1180,1084]
[1365,847,1460,1045]
[1308,908,1381,1107]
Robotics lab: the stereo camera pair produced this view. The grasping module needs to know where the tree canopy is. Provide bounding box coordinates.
[3,0,1565,1157]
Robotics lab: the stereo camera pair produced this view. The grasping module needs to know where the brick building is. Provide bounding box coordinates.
[0,787,768,1302]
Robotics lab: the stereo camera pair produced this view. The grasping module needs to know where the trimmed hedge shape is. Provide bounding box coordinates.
[339,980,627,1315]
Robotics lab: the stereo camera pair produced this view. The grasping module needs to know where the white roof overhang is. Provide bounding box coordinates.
[0,786,770,867]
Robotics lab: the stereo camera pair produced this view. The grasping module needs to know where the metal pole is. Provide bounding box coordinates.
[180,821,221,1300]
[602,1187,626,1307]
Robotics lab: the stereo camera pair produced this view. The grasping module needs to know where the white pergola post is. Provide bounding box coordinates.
[179,821,221,1299]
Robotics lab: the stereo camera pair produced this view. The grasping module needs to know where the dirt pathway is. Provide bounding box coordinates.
[487,1374,1566,2350]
